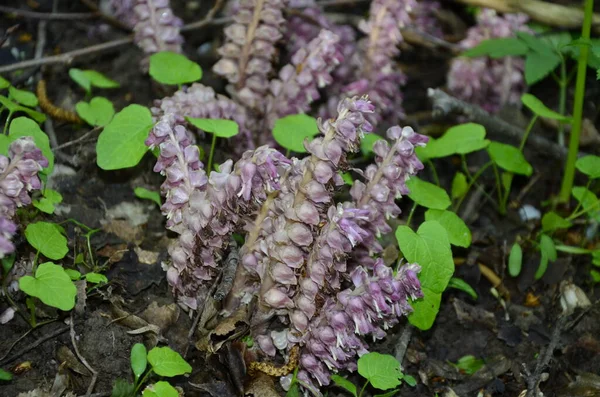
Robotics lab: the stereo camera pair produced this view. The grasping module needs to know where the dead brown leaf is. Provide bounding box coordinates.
[244,373,280,397]
[140,301,180,331]
[103,220,144,245]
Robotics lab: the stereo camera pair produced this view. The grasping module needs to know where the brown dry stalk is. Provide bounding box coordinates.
[36,80,82,124]
[452,0,600,32]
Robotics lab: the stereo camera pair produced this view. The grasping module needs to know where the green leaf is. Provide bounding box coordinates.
[536,234,556,280]
[111,378,135,397]
[134,187,161,207]
[555,245,595,254]
[70,68,119,93]
[524,51,561,85]
[487,142,533,176]
[2,254,15,275]
[330,375,357,397]
[32,189,63,214]
[272,114,319,153]
[572,186,600,220]
[147,346,192,377]
[541,211,572,232]
[396,221,454,330]
[357,352,403,390]
[425,123,489,158]
[64,269,81,280]
[0,96,46,123]
[374,390,399,397]
[575,155,600,179]
[96,104,153,170]
[593,251,600,267]
[286,383,300,397]
[82,70,120,89]
[541,32,573,52]
[142,381,179,397]
[521,94,570,122]
[186,117,239,138]
[0,75,10,89]
[9,117,54,174]
[415,138,435,162]
[85,272,108,284]
[76,97,115,127]
[70,68,91,93]
[149,52,203,85]
[447,277,477,300]
[424,209,471,248]
[341,172,354,186]
[451,355,485,375]
[508,243,523,277]
[406,177,451,210]
[8,86,38,107]
[463,37,529,58]
[25,222,68,260]
[360,134,385,156]
[451,172,468,200]
[0,368,12,381]
[403,375,417,387]
[131,343,147,380]
[18,262,77,311]
[591,269,600,283]
[517,32,555,56]
[409,289,441,331]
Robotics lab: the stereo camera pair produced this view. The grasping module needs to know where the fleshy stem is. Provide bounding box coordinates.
[559,0,594,203]
[207,133,217,172]
[497,115,538,214]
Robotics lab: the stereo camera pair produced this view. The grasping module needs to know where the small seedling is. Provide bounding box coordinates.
[112,344,192,397]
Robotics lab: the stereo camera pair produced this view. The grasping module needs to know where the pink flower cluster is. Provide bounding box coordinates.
[109,0,183,67]
[149,96,429,392]
[0,138,48,258]
[447,9,530,113]
[213,0,288,111]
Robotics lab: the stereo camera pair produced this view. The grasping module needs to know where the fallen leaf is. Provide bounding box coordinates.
[245,372,280,397]
[140,301,180,332]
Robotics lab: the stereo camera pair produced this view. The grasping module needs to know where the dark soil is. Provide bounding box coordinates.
[1,1,599,397]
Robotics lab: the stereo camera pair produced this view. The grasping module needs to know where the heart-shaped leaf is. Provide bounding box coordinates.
[424,209,471,247]
[272,114,320,153]
[406,177,451,210]
[186,117,239,138]
[576,155,600,179]
[32,189,63,214]
[19,262,76,311]
[25,222,68,260]
[96,105,153,170]
[357,353,403,390]
[9,86,38,107]
[396,221,454,330]
[149,52,202,85]
[487,142,533,176]
[147,346,191,377]
[76,97,115,127]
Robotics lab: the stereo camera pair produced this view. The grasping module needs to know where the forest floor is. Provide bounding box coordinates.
[1,1,599,397]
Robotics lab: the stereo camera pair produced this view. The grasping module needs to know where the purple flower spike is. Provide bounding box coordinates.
[0,137,47,258]
[213,0,287,111]
[266,30,344,128]
[447,8,531,113]
[132,0,184,68]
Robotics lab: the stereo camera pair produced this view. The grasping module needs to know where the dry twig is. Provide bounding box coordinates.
[0,6,96,20]
[69,314,98,397]
[451,0,600,32]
